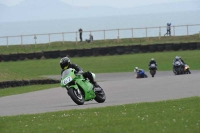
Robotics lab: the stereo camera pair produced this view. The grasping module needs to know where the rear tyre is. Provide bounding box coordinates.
[94,88,106,103]
[68,88,84,105]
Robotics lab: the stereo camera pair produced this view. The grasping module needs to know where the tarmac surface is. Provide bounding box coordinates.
[0,70,200,116]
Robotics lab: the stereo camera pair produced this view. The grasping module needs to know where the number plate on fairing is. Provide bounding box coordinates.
[62,76,72,85]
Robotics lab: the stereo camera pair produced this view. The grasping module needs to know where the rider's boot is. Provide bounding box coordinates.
[91,81,102,92]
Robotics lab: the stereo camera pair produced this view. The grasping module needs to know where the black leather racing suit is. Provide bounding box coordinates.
[148,60,157,70]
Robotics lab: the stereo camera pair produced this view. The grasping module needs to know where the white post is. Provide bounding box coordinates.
[146,28,147,37]
[159,27,161,40]
[173,26,175,36]
[117,29,120,42]
[6,36,8,47]
[131,28,133,39]
[104,30,106,41]
[76,32,78,45]
[62,32,64,44]
[21,35,23,45]
[49,34,50,45]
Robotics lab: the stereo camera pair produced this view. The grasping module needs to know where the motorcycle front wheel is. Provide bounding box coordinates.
[94,88,106,103]
[186,69,191,74]
[173,67,179,75]
[150,70,156,77]
[68,88,84,105]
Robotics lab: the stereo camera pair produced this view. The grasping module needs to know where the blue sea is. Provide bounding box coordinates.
[0,11,200,46]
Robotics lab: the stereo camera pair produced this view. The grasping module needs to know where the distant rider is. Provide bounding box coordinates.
[173,56,185,72]
[148,58,157,70]
[179,56,185,64]
[179,56,186,71]
[134,67,148,78]
[134,67,142,73]
[173,56,185,65]
[60,56,99,87]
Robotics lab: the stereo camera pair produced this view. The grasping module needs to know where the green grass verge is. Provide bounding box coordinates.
[0,84,59,97]
[1,34,200,54]
[0,96,199,133]
[0,50,200,82]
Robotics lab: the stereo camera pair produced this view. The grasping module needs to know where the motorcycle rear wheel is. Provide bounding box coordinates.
[68,88,84,105]
[94,88,106,103]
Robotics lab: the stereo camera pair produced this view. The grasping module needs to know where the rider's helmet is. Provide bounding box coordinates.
[134,67,139,72]
[151,58,154,61]
[60,56,70,69]
[174,56,180,62]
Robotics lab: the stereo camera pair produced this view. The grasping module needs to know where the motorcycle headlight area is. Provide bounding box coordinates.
[62,76,73,85]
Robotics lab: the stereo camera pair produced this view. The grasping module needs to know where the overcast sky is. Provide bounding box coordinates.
[0,0,191,8]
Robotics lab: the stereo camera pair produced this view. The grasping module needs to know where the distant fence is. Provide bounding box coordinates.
[0,42,200,62]
[0,24,200,46]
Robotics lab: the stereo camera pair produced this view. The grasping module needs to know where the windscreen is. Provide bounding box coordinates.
[61,69,72,78]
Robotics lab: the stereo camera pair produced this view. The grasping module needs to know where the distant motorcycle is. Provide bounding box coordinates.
[173,60,184,75]
[135,69,148,78]
[149,64,157,77]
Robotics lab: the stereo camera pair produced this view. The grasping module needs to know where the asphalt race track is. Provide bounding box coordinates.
[0,71,200,116]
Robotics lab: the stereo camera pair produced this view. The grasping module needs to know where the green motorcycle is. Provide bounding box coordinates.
[60,68,106,105]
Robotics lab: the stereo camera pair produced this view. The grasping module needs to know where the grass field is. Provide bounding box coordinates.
[0,34,200,54]
[0,96,199,133]
[0,84,59,97]
[0,50,199,82]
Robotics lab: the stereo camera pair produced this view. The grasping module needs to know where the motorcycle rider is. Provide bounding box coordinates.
[179,56,186,72]
[134,67,141,73]
[179,56,185,64]
[148,58,157,70]
[173,56,179,71]
[173,56,179,63]
[60,56,99,88]
[134,67,148,77]
[173,56,186,65]
[173,56,185,73]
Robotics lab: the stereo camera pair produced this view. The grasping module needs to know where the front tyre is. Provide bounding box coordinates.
[174,67,179,75]
[94,88,106,103]
[150,70,156,77]
[68,88,84,105]
[187,69,191,74]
